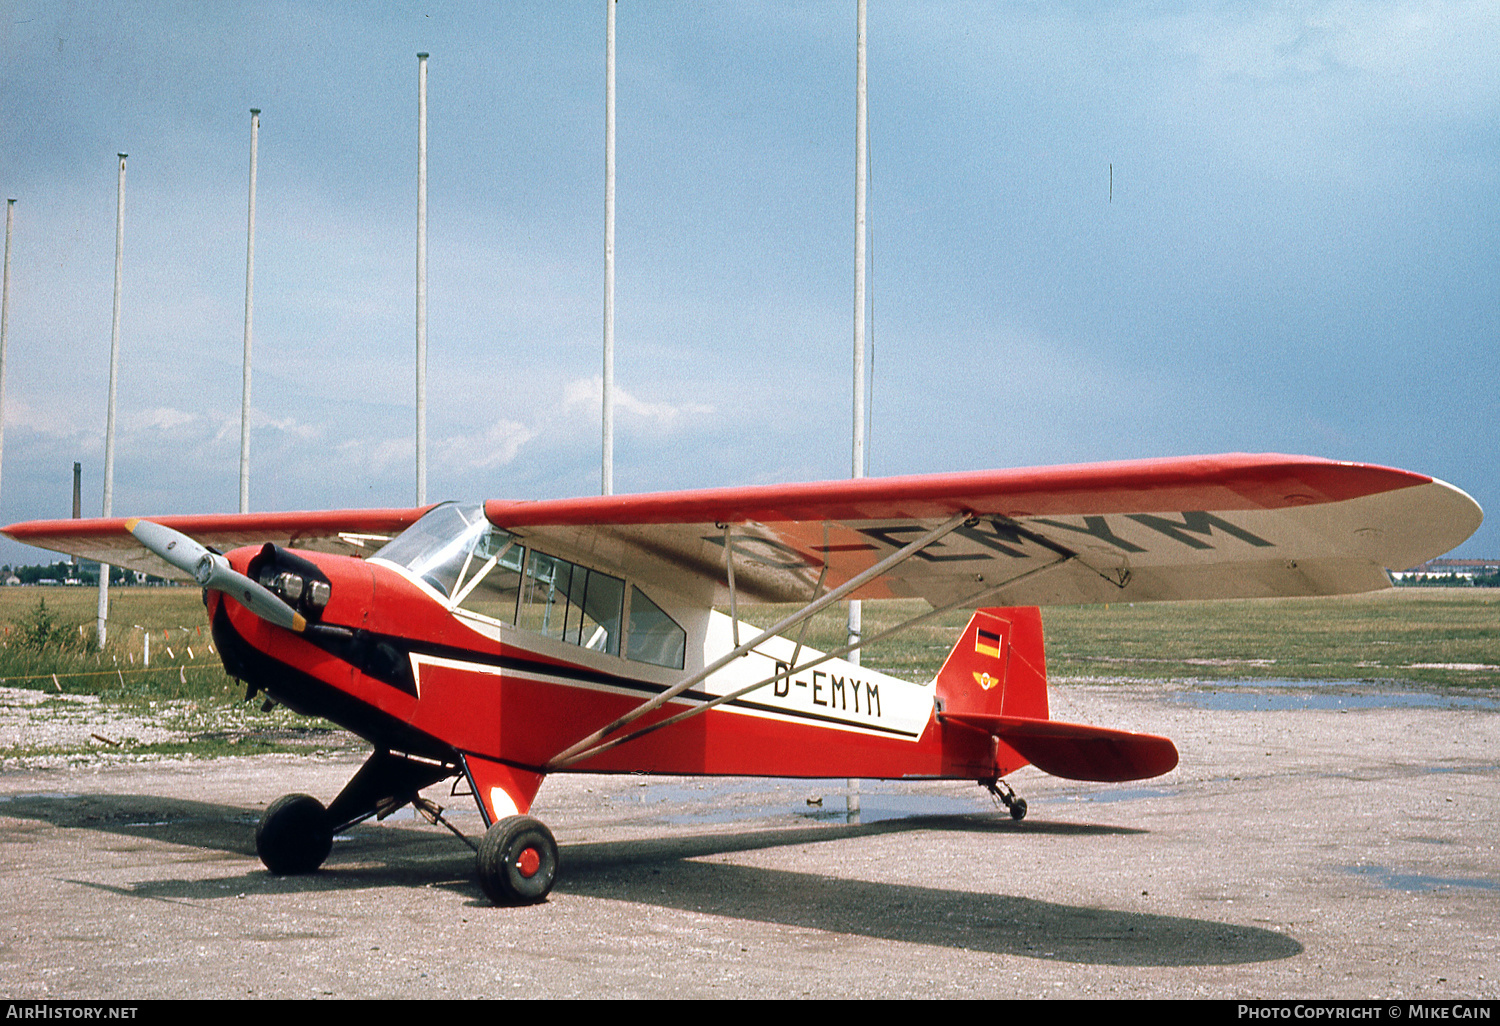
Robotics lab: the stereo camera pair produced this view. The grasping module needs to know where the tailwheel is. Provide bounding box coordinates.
[256,793,333,875]
[981,777,1029,821]
[477,815,558,905]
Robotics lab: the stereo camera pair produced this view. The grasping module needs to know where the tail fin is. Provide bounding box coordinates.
[935,606,1178,783]
[933,606,1049,721]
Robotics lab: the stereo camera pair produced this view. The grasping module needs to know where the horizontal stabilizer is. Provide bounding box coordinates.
[943,712,1179,782]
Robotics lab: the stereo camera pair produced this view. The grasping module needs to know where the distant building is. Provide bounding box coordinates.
[1392,558,1500,584]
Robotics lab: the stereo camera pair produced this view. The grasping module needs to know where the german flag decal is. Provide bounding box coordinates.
[975,627,1003,659]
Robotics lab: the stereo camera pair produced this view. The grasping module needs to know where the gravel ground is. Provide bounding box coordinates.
[0,680,1496,1000]
[0,686,184,761]
[0,684,359,769]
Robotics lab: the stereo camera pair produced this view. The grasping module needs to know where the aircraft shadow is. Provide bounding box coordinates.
[3,792,1300,967]
[553,817,1302,967]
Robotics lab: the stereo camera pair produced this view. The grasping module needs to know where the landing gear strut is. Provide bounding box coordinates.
[254,749,459,876]
[982,777,1028,821]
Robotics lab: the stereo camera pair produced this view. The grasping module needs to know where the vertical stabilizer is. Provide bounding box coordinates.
[934,607,1049,721]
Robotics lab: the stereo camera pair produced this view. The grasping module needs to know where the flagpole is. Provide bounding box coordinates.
[99,154,127,648]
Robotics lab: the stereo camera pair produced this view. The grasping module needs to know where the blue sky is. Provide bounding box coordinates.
[0,1,1494,565]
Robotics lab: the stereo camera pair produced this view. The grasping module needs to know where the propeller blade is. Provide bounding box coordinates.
[126,518,212,578]
[126,518,306,633]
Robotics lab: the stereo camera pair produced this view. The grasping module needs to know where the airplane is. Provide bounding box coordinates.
[2,452,1481,904]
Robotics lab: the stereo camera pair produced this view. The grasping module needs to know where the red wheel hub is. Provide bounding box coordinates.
[516,846,541,878]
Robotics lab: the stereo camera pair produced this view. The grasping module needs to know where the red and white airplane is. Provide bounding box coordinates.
[3,452,1481,904]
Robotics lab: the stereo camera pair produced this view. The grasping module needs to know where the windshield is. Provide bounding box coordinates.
[372,503,495,598]
[369,502,637,661]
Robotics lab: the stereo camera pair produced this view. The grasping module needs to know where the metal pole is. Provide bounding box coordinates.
[99,154,126,648]
[0,198,13,508]
[602,1,616,497]
[72,462,81,568]
[416,54,429,506]
[240,110,259,514]
[846,0,869,818]
[851,0,868,491]
[847,0,870,666]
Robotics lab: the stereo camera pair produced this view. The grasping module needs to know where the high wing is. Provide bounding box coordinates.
[2,506,432,580]
[482,453,1482,608]
[2,454,1480,607]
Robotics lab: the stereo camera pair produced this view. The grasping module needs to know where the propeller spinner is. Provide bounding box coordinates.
[126,519,306,633]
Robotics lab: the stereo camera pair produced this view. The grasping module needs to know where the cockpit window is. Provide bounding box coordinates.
[373,503,655,663]
[371,503,490,598]
[451,528,525,623]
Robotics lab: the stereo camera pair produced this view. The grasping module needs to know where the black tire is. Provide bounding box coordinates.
[1009,797,1028,821]
[477,815,558,905]
[256,793,333,875]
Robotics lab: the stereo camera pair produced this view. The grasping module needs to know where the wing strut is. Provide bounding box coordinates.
[723,523,740,649]
[544,512,971,771]
[545,553,1075,770]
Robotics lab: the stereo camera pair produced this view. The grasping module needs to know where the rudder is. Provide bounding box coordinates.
[934,606,1048,721]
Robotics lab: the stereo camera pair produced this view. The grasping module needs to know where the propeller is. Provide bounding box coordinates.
[126,518,306,633]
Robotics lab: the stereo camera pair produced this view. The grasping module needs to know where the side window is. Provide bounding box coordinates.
[519,552,573,640]
[571,571,623,656]
[627,586,686,670]
[514,549,624,657]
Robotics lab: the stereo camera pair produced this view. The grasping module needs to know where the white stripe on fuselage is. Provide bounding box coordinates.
[407,623,932,741]
[373,556,933,740]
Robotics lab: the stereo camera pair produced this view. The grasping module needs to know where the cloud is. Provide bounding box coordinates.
[562,375,715,429]
[436,419,538,471]
[333,436,412,476]
[248,410,320,441]
[3,399,95,440]
[130,406,199,432]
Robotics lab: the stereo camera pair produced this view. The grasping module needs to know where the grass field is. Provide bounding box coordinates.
[731,588,1500,689]
[0,584,1494,764]
[0,586,239,705]
[3,584,1496,697]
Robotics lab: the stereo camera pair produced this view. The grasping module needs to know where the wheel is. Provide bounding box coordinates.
[477,815,558,905]
[1009,797,1028,821]
[256,793,333,875]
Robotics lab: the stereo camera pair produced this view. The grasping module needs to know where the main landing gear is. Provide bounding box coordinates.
[256,793,333,875]
[982,777,1029,821]
[254,748,458,877]
[253,749,560,906]
[476,816,559,905]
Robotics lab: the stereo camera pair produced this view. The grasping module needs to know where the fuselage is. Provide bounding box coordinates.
[207,507,1004,785]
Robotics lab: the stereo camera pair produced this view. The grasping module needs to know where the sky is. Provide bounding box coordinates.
[0,1,1495,567]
